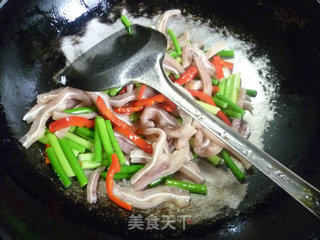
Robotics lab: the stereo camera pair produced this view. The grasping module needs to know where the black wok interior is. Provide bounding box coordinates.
[0,0,319,239]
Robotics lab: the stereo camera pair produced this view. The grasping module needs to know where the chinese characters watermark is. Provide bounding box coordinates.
[128,214,192,230]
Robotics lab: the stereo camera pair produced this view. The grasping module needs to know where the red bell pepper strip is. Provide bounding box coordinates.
[157,104,173,112]
[49,116,94,133]
[212,86,220,94]
[114,126,153,154]
[106,154,132,211]
[211,56,224,79]
[118,86,127,95]
[96,96,134,132]
[113,106,144,114]
[45,144,50,165]
[133,94,166,108]
[175,65,198,85]
[220,59,234,70]
[169,74,176,82]
[187,90,216,106]
[216,111,231,126]
[138,85,146,100]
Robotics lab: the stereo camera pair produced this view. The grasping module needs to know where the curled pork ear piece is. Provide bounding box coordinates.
[52,111,98,120]
[139,106,180,128]
[131,128,189,191]
[156,9,182,47]
[20,87,91,148]
[113,183,190,209]
[108,86,154,108]
[163,53,185,75]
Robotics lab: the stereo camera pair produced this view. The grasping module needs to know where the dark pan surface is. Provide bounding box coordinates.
[0,0,320,239]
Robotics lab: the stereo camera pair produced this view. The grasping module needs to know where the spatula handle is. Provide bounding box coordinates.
[138,60,320,219]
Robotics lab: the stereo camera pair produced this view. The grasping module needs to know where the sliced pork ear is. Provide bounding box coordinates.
[113,183,190,209]
[24,98,80,124]
[156,9,181,46]
[108,87,154,108]
[139,106,179,128]
[87,166,106,204]
[205,40,226,59]
[193,129,222,158]
[185,80,203,91]
[181,45,193,68]
[192,45,215,75]
[85,91,132,125]
[20,87,90,148]
[23,102,46,123]
[52,111,98,120]
[130,149,151,164]
[131,128,189,191]
[193,120,226,148]
[36,88,64,103]
[179,160,205,184]
[114,132,138,155]
[164,124,197,150]
[237,87,246,108]
[130,144,205,184]
[194,56,212,95]
[163,53,185,75]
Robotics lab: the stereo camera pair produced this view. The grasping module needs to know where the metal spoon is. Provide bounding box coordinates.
[60,24,320,218]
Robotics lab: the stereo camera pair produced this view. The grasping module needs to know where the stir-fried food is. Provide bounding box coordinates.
[20,10,257,210]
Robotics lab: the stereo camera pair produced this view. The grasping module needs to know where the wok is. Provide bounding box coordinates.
[0,0,319,239]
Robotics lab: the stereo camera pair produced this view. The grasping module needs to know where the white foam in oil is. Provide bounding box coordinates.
[61,9,277,224]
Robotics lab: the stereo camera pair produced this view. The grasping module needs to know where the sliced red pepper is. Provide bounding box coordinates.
[157,104,173,112]
[165,98,176,112]
[134,128,144,136]
[169,74,176,82]
[118,86,127,95]
[175,65,198,85]
[45,144,50,165]
[96,96,134,132]
[138,84,146,100]
[49,116,94,133]
[113,106,144,114]
[220,59,234,70]
[187,90,216,106]
[106,154,132,211]
[212,86,220,94]
[114,126,153,154]
[211,56,224,79]
[133,94,166,108]
[217,111,231,126]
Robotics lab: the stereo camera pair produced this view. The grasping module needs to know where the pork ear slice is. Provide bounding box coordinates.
[156,9,181,47]
[20,87,91,148]
[113,183,190,209]
[139,106,180,129]
[163,53,185,75]
[131,128,189,191]
[205,40,226,59]
[179,159,205,184]
[108,87,154,108]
